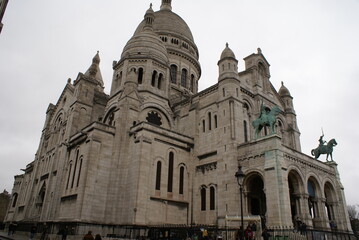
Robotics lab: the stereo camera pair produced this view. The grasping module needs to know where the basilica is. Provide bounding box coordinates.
[5,0,351,237]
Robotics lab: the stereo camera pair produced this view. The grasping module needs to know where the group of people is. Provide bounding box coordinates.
[236,222,272,240]
[7,222,17,236]
[27,224,102,240]
[237,223,259,240]
[83,231,102,240]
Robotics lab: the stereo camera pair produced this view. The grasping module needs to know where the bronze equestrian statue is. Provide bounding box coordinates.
[252,104,281,139]
[311,135,337,161]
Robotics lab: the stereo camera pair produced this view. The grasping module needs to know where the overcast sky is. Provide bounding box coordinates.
[0,0,358,205]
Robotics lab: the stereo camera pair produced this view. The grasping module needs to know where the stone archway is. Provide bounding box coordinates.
[307,177,321,228]
[245,173,266,216]
[288,170,304,226]
[324,182,337,225]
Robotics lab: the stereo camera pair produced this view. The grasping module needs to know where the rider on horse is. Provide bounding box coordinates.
[318,134,326,151]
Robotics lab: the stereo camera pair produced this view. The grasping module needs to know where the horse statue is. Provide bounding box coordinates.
[252,105,281,139]
[311,138,337,161]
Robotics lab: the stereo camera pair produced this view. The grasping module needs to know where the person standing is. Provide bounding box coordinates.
[245,226,253,240]
[61,226,69,240]
[251,223,257,239]
[261,228,270,240]
[29,225,37,240]
[83,231,95,240]
[40,223,48,240]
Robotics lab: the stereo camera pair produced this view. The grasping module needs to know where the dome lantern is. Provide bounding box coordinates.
[160,0,172,11]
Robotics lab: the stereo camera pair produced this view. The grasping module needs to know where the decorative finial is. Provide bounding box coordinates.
[257,47,262,54]
[226,42,229,48]
[281,81,284,86]
[150,3,153,8]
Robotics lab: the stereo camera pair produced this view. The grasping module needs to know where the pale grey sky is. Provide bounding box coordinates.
[0,0,359,205]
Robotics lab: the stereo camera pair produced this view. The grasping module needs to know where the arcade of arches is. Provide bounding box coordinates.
[242,170,340,229]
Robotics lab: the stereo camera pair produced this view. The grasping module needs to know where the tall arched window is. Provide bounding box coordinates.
[12,193,18,208]
[71,149,79,188]
[179,166,184,194]
[170,65,177,84]
[181,69,187,87]
[190,74,195,92]
[210,186,215,210]
[151,71,157,87]
[208,112,212,131]
[156,161,162,190]
[158,73,163,89]
[244,120,248,142]
[167,152,174,192]
[66,162,72,190]
[214,115,218,128]
[202,120,205,133]
[308,180,317,218]
[201,188,206,211]
[138,68,144,84]
[77,157,83,187]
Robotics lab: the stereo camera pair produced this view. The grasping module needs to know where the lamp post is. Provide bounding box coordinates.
[235,166,245,240]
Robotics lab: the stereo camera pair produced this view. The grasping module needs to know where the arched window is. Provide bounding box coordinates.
[244,120,248,142]
[77,157,83,187]
[138,68,143,84]
[158,73,163,90]
[190,74,195,92]
[181,69,187,88]
[12,193,18,208]
[214,115,218,128]
[156,161,162,190]
[210,186,215,210]
[71,149,79,188]
[170,65,177,84]
[151,71,157,87]
[104,109,115,126]
[202,120,205,133]
[167,152,174,192]
[201,188,206,211]
[66,162,72,190]
[39,183,46,203]
[208,112,212,131]
[179,166,184,194]
[308,180,317,218]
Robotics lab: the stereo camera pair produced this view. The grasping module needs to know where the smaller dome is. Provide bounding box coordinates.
[220,43,236,60]
[278,81,291,97]
[121,6,169,64]
[121,30,169,64]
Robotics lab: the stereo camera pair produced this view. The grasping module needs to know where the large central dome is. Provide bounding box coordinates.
[134,9,194,43]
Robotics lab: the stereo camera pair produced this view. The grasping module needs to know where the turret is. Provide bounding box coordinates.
[243,48,270,92]
[84,51,104,90]
[279,81,295,114]
[217,43,239,82]
[278,81,301,151]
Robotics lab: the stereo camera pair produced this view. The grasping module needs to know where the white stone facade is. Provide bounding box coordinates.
[5,0,351,237]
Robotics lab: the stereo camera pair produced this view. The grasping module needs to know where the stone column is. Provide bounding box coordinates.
[301,194,313,227]
[264,148,292,228]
